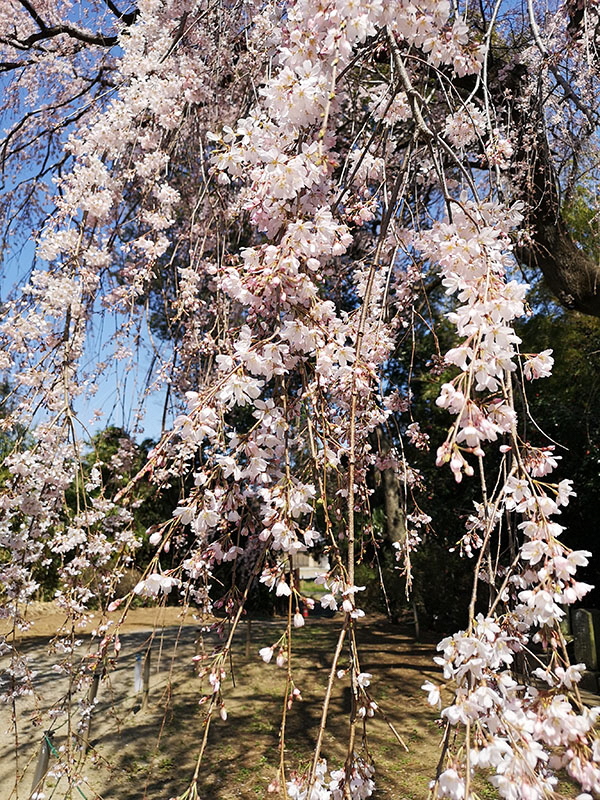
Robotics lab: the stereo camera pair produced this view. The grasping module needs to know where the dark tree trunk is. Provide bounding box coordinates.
[381,462,407,546]
[512,78,600,316]
[516,214,600,317]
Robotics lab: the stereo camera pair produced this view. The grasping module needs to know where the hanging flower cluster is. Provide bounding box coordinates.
[416,199,600,797]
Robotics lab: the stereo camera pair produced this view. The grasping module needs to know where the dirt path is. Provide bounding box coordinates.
[1,604,202,800]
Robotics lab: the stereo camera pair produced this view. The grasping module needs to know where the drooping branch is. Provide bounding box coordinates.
[449,29,600,316]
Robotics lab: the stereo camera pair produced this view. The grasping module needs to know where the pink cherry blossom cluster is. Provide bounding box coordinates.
[286,756,375,800]
[416,197,600,796]
[416,198,529,480]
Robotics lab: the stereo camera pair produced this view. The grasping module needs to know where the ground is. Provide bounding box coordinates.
[0,603,582,800]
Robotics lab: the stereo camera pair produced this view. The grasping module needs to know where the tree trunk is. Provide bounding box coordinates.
[509,66,600,316]
[381,462,407,546]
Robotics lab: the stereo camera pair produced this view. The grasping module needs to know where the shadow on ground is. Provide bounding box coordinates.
[2,613,450,800]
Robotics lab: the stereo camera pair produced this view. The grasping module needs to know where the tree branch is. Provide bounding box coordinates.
[13,0,121,47]
[100,0,140,26]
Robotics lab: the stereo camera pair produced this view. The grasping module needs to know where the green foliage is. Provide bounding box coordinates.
[517,310,600,604]
[563,185,600,263]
